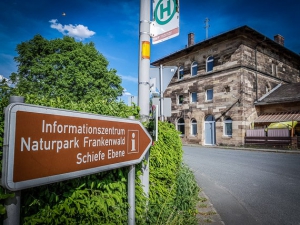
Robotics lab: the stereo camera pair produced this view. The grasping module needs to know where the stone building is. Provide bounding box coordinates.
[151,25,300,146]
[254,82,300,136]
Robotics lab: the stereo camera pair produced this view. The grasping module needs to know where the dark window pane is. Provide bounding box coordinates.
[191,92,197,102]
[178,124,185,135]
[224,118,232,136]
[205,115,215,121]
[178,118,185,135]
[206,89,213,100]
[179,95,183,104]
[179,67,184,79]
[225,123,232,135]
[206,56,214,72]
[191,62,197,76]
[191,119,197,135]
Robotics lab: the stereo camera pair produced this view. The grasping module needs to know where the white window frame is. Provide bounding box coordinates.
[190,92,197,103]
[177,118,185,136]
[224,118,232,136]
[178,66,184,80]
[178,94,184,105]
[206,56,214,72]
[206,89,213,101]
[191,119,197,136]
[191,61,198,76]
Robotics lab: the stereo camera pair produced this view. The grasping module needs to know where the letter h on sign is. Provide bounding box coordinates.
[160,0,171,19]
[127,130,139,154]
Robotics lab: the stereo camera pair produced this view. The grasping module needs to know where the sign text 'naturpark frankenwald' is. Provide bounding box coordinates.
[1,104,152,191]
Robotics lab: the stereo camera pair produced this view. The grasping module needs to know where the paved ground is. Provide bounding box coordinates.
[196,189,225,225]
[190,145,300,225]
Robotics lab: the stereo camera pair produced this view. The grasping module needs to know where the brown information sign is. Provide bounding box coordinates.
[1,103,152,191]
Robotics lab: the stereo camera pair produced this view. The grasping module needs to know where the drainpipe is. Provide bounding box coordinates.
[255,47,258,102]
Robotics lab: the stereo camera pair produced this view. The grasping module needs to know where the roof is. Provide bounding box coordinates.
[151,25,300,66]
[255,83,300,105]
[255,111,300,123]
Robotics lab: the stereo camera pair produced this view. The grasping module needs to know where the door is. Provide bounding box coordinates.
[205,115,215,145]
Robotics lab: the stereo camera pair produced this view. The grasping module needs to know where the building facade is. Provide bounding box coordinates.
[151,26,300,146]
[254,83,300,136]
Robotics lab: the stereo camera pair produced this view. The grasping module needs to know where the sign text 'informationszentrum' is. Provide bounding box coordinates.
[2,104,152,191]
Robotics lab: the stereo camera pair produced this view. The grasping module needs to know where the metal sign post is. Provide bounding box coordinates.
[138,0,151,215]
[150,66,177,121]
[159,65,164,121]
[3,96,24,225]
[2,103,152,224]
[138,0,151,121]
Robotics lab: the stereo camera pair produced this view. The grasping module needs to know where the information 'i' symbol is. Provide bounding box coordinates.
[131,133,136,151]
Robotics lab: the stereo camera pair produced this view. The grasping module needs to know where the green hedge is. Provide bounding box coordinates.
[146,121,199,224]
[0,95,199,224]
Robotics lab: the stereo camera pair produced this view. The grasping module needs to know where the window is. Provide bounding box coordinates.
[265,84,271,94]
[191,61,198,76]
[177,118,185,135]
[272,64,278,76]
[190,92,197,103]
[178,95,184,104]
[206,115,215,121]
[178,66,184,80]
[224,117,232,136]
[191,119,197,136]
[272,64,275,75]
[206,56,214,72]
[206,89,213,101]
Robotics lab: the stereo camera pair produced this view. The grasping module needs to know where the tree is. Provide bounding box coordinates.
[10,35,123,101]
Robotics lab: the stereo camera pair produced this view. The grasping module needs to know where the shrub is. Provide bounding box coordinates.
[146,121,199,225]
[0,96,200,224]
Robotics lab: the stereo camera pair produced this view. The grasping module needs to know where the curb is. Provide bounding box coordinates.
[183,144,300,154]
[196,190,225,225]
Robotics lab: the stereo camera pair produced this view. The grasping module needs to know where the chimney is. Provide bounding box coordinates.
[274,34,284,46]
[188,33,195,47]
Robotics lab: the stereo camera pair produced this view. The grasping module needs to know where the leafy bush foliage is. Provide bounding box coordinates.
[0,96,199,224]
[0,95,145,224]
[146,121,200,225]
[0,34,200,224]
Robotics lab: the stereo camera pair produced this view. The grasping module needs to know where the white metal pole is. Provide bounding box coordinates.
[127,116,136,225]
[138,0,150,199]
[160,65,164,122]
[3,96,24,225]
[128,165,136,225]
[138,0,150,122]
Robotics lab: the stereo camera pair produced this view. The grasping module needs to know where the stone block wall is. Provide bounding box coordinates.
[159,37,300,146]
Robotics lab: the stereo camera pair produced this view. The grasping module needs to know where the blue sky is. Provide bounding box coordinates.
[1,0,300,103]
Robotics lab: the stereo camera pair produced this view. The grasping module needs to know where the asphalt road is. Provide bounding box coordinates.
[183,146,300,225]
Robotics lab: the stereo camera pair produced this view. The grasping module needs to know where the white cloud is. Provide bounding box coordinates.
[123,91,132,96]
[0,75,13,86]
[121,88,132,96]
[0,75,8,81]
[121,75,138,83]
[49,19,95,40]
